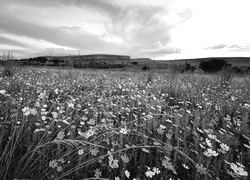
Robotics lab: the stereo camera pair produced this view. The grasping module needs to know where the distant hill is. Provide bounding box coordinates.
[3,55,250,72]
[159,57,250,67]
[131,58,152,62]
[127,57,250,71]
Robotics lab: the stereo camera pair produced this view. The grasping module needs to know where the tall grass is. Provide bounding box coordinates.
[0,67,249,180]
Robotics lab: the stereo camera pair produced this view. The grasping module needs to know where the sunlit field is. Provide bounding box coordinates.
[0,66,250,180]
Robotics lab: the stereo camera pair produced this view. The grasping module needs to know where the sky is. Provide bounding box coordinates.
[0,0,250,60]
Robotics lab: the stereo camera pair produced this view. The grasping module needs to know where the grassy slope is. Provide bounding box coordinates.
[155,57,250,67]
[6,56,250,72]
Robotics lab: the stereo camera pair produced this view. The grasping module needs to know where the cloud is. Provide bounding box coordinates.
[105,6,192,47]
[0,0,126,50]
[0,0,192,58]
[0,36,27,48]
[228,44,242,49]
[206,43,250,53]
[34,48,80,57]
[149,48,179,55]
[128,41,180,58]
[1,0,120,16]
[0,12,127,51]
[228,44,250,52]
[206,44,228,50]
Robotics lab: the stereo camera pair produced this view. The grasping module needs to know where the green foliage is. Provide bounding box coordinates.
[199,58,231,73]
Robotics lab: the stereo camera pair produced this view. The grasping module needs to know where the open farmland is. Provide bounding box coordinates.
[0,66,250,180]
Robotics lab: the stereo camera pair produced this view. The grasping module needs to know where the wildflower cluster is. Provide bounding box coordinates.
[49,158,65,172]
[145,167,161,178]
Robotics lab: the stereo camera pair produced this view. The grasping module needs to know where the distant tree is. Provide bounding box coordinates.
[180,62,195,73]
[199,58,231,73]
[229,66,243,74]
[36,57,47,64]
[131,62,138,65]
[142,65,150,71]
[246,67,250,74]
[53,59,60,66]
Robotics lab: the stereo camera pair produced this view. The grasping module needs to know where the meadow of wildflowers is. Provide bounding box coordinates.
[0,66,249,180]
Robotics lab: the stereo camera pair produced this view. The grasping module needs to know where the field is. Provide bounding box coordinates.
[0,66,250,180]
[9,56,250,72]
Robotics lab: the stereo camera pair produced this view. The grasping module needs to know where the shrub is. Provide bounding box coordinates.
[131,62,138,65]
[180,62,196,73]
[142,65,150,71]
[246,67,250,74]
[36,57,48,64]
[0,60,15,77]
[85,63,125,69]
[53,59,61,66]
[199,58,231,73]
[229,66,244,74]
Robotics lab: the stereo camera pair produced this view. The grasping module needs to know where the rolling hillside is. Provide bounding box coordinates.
[2,56,250,72]
[158,57,250,67]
